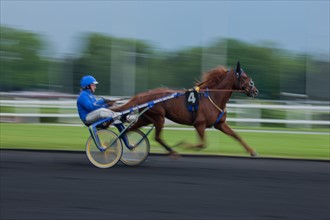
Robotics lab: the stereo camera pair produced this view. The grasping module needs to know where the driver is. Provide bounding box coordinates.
[77,75,119,125]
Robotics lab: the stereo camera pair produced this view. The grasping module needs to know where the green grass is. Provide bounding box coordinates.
[1,123,329,160]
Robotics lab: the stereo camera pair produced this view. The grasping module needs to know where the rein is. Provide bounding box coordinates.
[198,88,244,93]
[112,88,244,106]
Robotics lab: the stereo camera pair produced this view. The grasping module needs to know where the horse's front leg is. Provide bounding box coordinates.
[175,122,206,150]
[215,122,258,157]
[154,122,178,156]
[193,122,207,149]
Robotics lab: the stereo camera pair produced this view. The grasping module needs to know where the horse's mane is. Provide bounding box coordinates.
[196,66,228,89]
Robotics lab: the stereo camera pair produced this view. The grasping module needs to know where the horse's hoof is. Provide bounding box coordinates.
[168,151,181,159]
[250,152,259,157]
[196,146,206,151]
[173,141,187,148]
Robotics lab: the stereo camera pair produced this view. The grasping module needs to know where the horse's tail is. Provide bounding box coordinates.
[110,87,177,113]
[110,97,138,112]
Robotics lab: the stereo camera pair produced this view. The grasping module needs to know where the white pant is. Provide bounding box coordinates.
[85,108,118,124]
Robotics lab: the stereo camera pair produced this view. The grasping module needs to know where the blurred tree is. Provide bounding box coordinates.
[224,39,308,99]
[166,47,202,89]
[71,33,153,95]
[306,59,329,101]
[0,26,48,91]
[1,25,328,100]
[72,33,112,94]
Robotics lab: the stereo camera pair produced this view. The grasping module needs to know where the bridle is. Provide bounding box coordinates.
[234,68,256,96]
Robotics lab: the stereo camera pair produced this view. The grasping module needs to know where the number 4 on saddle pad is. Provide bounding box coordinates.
[185,90,199,112]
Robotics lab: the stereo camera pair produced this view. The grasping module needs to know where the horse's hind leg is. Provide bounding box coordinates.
[143,112,180,158]
[128,117,149,131]
[215,122,258,157]
[154,123,179,157]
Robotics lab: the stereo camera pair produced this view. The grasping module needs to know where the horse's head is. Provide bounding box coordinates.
[234,62,259,98]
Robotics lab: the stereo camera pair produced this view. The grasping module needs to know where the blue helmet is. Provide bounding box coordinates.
[80,75,98,88]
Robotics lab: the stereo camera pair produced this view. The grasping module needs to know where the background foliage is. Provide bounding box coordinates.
[1,25,329,100]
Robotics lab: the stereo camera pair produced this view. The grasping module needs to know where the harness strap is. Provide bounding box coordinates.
[214,111,225,127]
[203,89,227,126]
[207,96,223,112]
[192,86,228,126]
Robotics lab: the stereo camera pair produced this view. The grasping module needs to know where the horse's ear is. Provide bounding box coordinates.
[235,61,242,78]
[236,61,241,74]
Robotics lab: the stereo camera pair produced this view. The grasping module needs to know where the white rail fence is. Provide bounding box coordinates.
[1,99,329,126]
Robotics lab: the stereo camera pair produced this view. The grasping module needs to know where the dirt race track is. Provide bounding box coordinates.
[1,150,329,220]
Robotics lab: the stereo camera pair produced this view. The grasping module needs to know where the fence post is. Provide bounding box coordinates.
[15,97,40,123]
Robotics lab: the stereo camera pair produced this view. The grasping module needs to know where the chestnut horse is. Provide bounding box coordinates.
[112,62,259,157]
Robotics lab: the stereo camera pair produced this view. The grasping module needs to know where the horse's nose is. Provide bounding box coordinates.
[254,89,259,97]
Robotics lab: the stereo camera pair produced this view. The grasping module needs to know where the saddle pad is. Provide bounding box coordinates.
[185,90,199,112]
